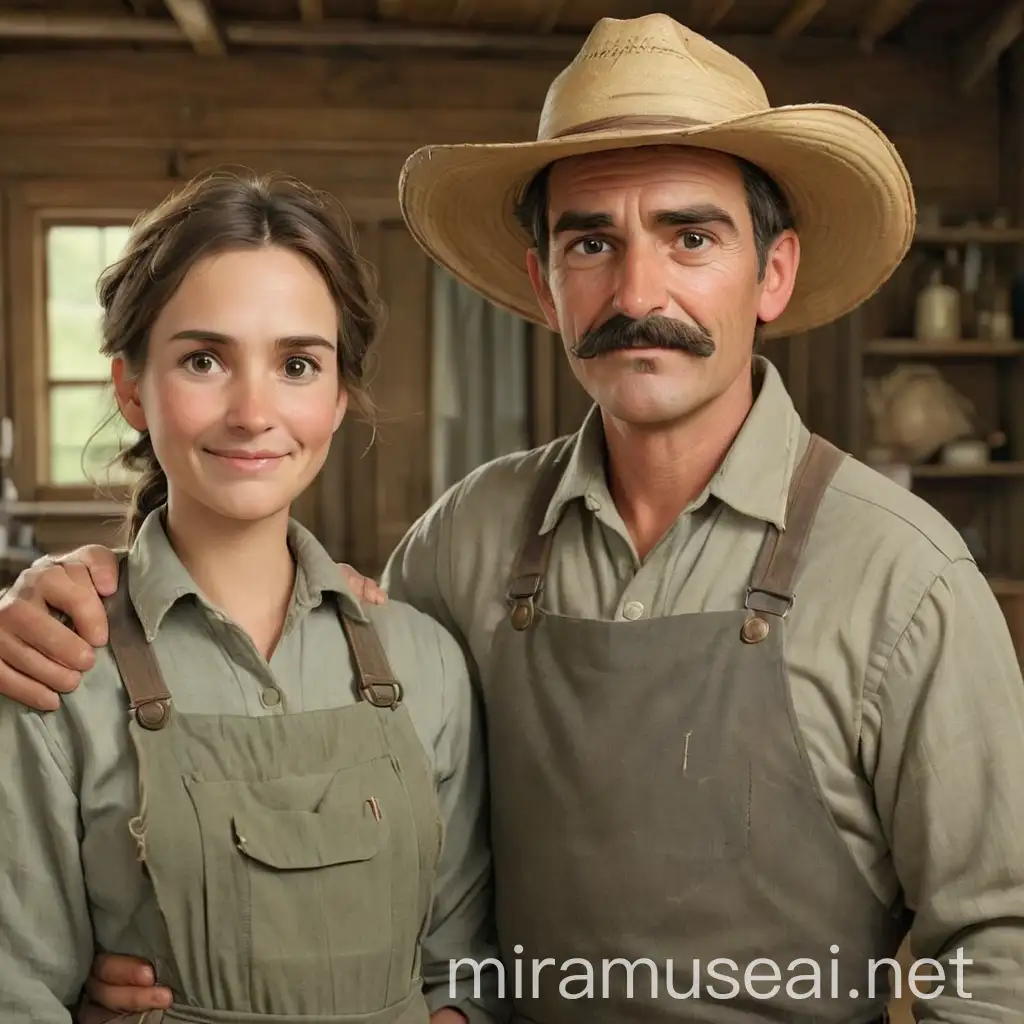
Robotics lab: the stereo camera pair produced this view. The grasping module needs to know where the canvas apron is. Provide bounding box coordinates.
[486,434,911,1023]
[77,569,442,1024]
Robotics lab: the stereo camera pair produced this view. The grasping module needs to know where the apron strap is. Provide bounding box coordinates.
[341,614,405,710]
[105,562,174,731]
[746,433,846,621]
[506,447,570,631]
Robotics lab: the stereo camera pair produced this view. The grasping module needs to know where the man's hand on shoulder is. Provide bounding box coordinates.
[337,563,388,606]
[0,544,120,711]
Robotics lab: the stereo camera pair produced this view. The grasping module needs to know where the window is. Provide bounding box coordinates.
[7,180,172,504]
[430,266,532,499]
[44,223,136,486]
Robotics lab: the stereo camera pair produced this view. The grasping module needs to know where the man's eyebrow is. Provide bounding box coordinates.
[551,205,738,236]
[655,205,737,231]
[552,211,615,235]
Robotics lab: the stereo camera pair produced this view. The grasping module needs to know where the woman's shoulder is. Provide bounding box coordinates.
[359,598,467,683]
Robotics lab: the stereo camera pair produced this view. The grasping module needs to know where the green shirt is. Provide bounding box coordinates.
[0,510,504,1023]
[381,355,1024,1018]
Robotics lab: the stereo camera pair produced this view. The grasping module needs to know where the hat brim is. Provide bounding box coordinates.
[398,103,915,340]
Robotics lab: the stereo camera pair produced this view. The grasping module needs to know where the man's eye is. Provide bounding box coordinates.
[681,232,708,249]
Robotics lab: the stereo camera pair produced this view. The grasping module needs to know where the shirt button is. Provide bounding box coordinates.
[621,601,645,620]
[584,495,600,512]
[260,686,282,709]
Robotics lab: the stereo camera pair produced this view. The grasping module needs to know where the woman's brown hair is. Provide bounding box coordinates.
[96,169,383,541]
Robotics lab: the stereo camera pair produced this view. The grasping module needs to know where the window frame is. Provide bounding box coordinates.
[7,180,174,502]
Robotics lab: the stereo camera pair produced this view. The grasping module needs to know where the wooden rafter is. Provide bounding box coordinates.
[705,0,735,30]
[959,0,1024,94]
[451,0,475,25]
[858,0,923,53]
[774,0,827,41]
[537,0,566,34]
[687,0,734,31]
[299,0,324,22]
[162,0,224,55]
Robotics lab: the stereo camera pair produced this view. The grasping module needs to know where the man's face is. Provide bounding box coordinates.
[526,146,799,428]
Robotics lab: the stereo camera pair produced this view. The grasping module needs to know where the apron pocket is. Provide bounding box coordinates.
[231,803,383,869]
[182,755,407,1014]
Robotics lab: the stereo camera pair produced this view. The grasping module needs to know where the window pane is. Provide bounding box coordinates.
[46,225,132,382]
[49,383,138,487]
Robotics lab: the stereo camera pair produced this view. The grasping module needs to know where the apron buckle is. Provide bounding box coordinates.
[508,573,543,631]
[360,678,404,709]
[133,698,172,730]
[744,586,794,619]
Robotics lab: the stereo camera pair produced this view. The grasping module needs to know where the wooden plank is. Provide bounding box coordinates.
[774,0,827,41]
[0,187,6,425]
[528,324,557,446]
[5,189,45,499]
[911,462,1024,478]
[958,0,1024,95]
[163,0,225,55]
[864,341,1024,356]
[859,0,923,52]
[371,221,432,568]
[0,105,541,151]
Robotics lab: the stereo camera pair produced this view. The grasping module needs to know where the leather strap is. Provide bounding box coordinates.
[106,571,173,731]
[341,614,404,709]
[505,433,846,631]
[746,434,846,619]
[105,563,405,719]
[505,448,569,631]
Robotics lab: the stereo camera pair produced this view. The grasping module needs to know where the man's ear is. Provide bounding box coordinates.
[526,249,560,333]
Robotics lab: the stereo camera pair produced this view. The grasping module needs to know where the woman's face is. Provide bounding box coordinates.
[114,245,347,527]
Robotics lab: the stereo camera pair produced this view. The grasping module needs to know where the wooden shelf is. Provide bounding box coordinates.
[989,577,1024,598]
[915,227,1024,244]
[864,340,1024,357]
[911,461,1024,478]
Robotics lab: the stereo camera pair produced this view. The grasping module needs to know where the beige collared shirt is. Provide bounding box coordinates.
[382,355,1024,1019]
[0,511,505,1023]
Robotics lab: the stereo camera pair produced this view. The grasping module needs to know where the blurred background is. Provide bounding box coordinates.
[0,0,1020,673]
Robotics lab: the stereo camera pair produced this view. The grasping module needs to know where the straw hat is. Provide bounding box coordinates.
[399,13,915,339]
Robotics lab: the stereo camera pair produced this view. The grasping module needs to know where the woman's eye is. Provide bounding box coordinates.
[186,352,217,373]
[284,356,317,379]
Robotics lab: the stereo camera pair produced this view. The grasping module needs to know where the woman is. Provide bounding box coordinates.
[0,171,503,1024]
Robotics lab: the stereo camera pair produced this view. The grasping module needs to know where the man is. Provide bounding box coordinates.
[2,12,1023,1022]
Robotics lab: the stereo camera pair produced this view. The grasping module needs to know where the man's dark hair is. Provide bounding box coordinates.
[513,152,796,281]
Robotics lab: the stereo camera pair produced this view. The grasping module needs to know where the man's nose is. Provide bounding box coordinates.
[612,243,670,320]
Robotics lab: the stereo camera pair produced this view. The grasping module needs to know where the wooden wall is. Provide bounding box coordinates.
[0,37,1002,573]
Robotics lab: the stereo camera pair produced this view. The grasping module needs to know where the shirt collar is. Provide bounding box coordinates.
[127,507,368,642]
[540,354,806,535]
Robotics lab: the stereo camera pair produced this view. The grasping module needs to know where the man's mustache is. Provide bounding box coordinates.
[570,314,715,360]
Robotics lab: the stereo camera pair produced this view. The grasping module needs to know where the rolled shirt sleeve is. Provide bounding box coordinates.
[871,555,1024,1019]
[419,623,508,1023]
[0,703,92,1023]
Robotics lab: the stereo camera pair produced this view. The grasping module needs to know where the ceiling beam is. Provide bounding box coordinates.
[0,12,917,57]
[687,0,734,31]
[537,0,565,33]
[858,0,923,53]
[774,0,827,40]
[451,0,475,24]
[705,0,735,30]
[299,0,324,22]
[162,0,224,54]
[958,0,1024,93]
